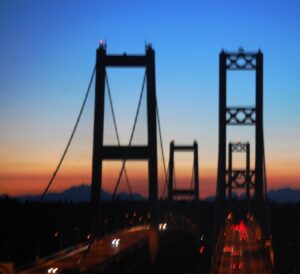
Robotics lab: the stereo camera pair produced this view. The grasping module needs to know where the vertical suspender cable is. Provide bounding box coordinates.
[105,74,133,196]
[110,72,147,200]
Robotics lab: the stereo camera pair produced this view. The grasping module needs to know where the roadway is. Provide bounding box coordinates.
[217,222,268,274]
[17,225,150,274]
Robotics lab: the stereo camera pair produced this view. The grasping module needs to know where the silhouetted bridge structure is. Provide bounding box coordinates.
[4,44,275,274]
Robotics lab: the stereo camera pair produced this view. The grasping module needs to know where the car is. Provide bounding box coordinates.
[111,238,120,247]
[48,268,59,273]
[232,262,243,271]
[240,233,247,241]
[159,223,167,231]
[223,245,233,253]
[232,249,242,257]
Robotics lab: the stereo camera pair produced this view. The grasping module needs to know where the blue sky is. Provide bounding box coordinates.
[0,0,299,196]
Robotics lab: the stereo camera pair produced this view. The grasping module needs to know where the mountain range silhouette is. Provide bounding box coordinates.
[14,184,144,202]
[8,184,300,203]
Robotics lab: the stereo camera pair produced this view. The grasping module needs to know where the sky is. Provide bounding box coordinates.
[0,0,299,198]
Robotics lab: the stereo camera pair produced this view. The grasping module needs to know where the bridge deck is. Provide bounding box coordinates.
[17,225,149,274]
[217,223,267,274]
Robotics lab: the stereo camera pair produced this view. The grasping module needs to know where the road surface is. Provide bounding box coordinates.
[17,225,150,274]
[217,222,268,274]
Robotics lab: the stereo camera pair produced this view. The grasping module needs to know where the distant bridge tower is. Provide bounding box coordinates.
[90,43,158,240]
[168,141,199,202]
[227,141,254,201]
[215,48,268,237]
[167,141,200,228]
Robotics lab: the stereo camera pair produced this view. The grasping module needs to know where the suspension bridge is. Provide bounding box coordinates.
[1,44,274,274]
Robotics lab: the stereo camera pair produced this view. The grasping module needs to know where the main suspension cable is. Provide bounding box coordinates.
[1,65,96,255]
[37,65,96,206]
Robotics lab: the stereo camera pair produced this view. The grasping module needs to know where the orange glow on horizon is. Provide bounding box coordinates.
[1,169,299,198]
[0,149,299,198]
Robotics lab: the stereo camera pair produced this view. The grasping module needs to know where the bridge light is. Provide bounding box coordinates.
[54,232,59,238]
[99,39,106,49]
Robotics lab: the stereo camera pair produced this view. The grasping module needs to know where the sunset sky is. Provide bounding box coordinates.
[0,0,299,198]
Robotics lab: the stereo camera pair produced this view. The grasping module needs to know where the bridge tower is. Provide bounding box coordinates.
[227,141,254,201]
[215,48,268,238]
[90,43,158,239]
[167,141,200,228]
[168,141,199,202]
